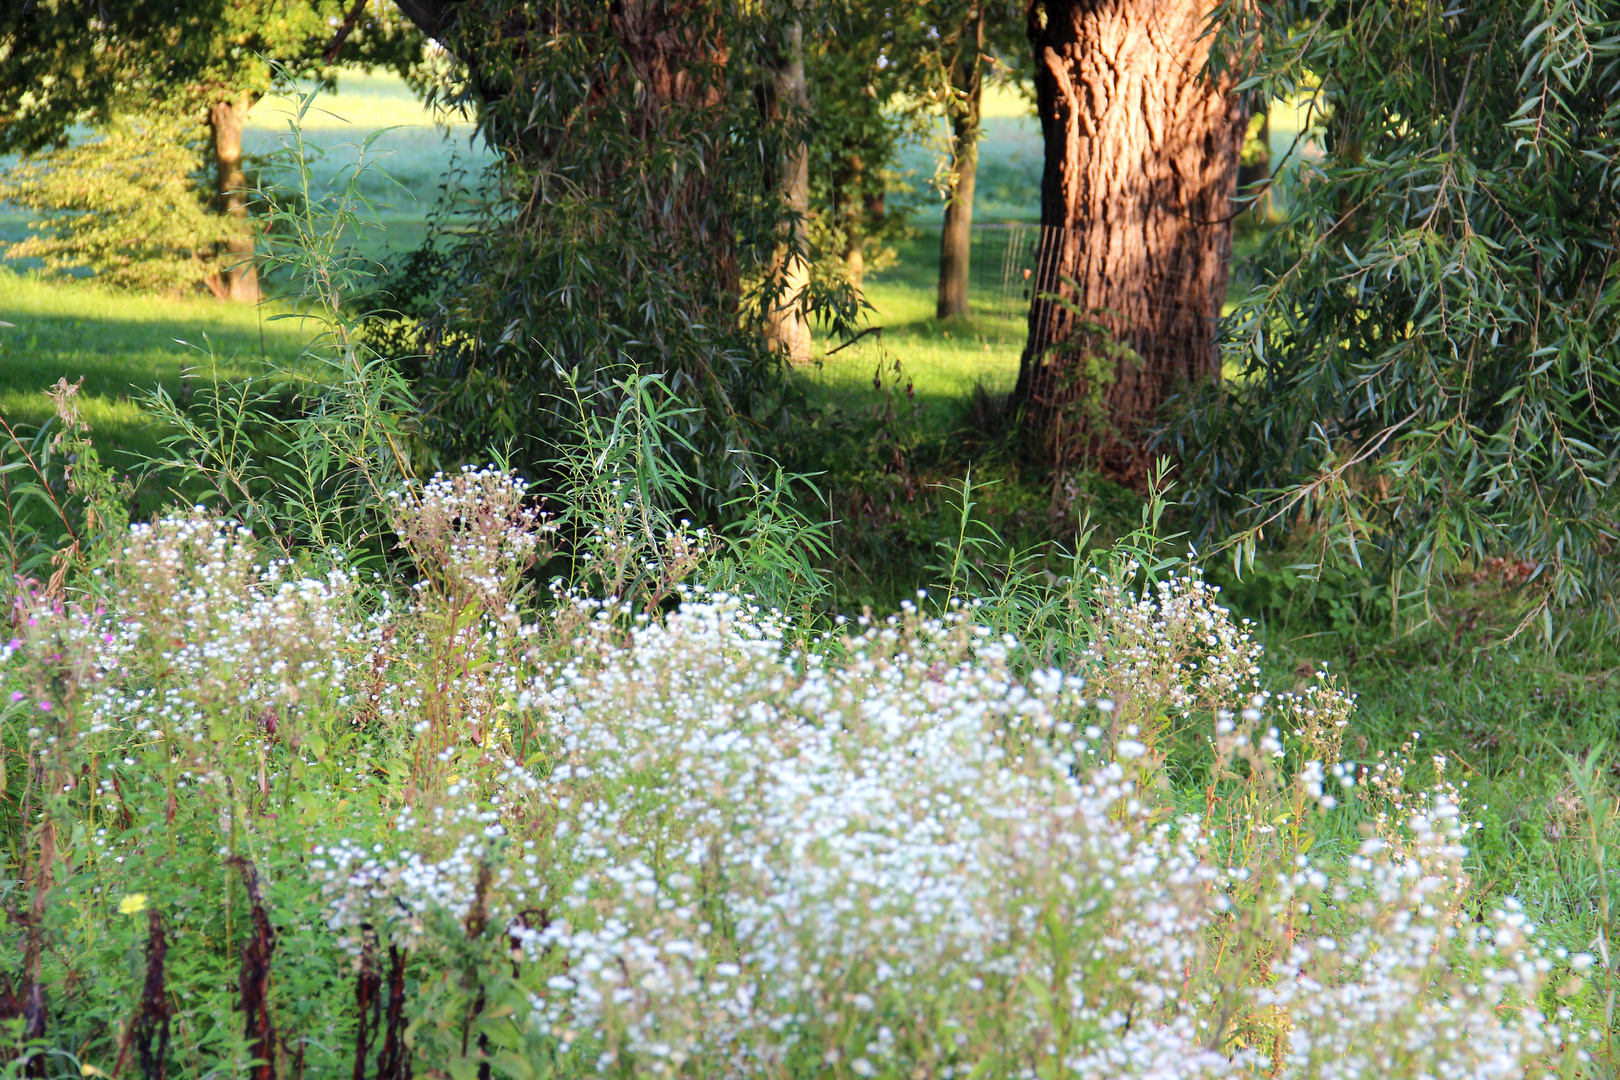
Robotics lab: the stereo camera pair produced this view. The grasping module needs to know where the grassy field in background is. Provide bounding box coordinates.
[0,71,476,495]
[0,270,315,514]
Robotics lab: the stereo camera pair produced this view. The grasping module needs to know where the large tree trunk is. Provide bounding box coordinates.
[1012,0,1246,484]
[936,2,985,321]
[209,93,260,304]
[764,21,812,364]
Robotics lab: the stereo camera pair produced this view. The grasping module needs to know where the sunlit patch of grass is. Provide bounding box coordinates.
[246,69,494,262]
[796,227,1025,433]
[0,269,311,469]
[251,69,470,131]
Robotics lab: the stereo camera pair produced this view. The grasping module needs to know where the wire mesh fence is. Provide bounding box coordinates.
[970,222,1039,340]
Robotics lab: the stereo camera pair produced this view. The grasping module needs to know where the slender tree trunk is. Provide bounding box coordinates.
[936,2,985,320]
[764,20,812,364]
[864,188,885,240]
[1237,110,1271,217]
[840,152,867,292]
[1012,0,1246,483]
[210,93,260,303]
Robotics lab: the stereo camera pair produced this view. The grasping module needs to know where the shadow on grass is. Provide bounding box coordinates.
[0,272,319,515]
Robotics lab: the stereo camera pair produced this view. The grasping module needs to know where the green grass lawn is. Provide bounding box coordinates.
[799,227,1027,435]
[0,269,313,475]
[797,219,1274,434]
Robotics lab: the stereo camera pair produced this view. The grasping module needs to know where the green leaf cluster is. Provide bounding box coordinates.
[1178,0,1620,629]
[0,0,422,153]
[0,116,230,293]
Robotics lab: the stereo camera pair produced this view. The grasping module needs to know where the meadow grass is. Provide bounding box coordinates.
[800,229,1026,434]
[0,269,312,464]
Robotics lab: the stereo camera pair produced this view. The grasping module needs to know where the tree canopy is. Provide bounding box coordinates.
[0,0,422,296]
[0,0,419,151]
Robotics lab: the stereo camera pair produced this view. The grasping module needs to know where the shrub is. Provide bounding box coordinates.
[0,115,232,294]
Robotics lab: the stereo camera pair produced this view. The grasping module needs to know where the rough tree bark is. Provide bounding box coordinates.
[764,20,813,364]
[1012,0,1246,483]
[936,0,985,320]
[209,93,260,303]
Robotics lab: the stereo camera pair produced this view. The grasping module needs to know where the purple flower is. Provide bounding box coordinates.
[37,700,52,712]
[8,691,23,703]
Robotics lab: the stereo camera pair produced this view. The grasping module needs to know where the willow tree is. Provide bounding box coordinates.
[0,0,420,299]
[1173,0,1620,623]
[386,0,838,499]
[1011,0,1246,482]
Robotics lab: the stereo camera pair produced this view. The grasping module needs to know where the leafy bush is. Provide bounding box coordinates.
[0,116,231,293]
[1178,0,1620,628]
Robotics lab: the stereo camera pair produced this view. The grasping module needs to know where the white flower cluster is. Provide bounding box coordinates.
[390,467,553,610]
[5,474,1582,1080]
[311,796,546,953]
[1084,568,1265,743]
[476,594,1571,1079]
[15,511,373,757]
[1261,796,1559,1078]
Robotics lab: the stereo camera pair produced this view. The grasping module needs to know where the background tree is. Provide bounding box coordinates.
[385,0,848,501]
[935,0,988,320]
[0,0,421,299]
[763,16,814,364]
[0,116,233,294]
[925,0,1028,320]
[1174,0,1620,625]
[1011,0,1247,483]
[805,10,922,296]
